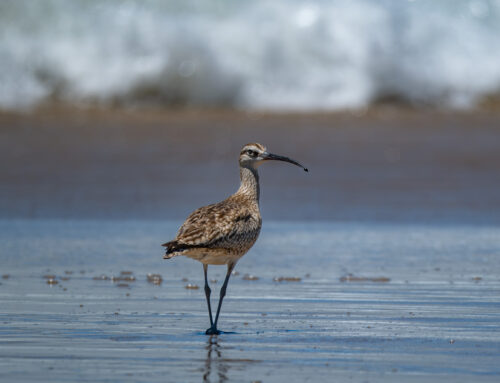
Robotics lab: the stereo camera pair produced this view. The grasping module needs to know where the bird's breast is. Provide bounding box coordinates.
[217,214,261,254]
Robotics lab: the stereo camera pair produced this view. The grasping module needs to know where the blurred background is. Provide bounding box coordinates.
[2,0,500,110]
[1,0,500,223]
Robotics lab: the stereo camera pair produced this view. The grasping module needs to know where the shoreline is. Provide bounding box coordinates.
[3,102,500,120]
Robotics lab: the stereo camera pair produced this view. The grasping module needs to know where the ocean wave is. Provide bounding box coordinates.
[1,0,500,111]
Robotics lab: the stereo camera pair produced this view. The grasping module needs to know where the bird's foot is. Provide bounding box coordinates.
[205,326,221,335]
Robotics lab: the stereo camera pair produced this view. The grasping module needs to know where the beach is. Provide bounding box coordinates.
[1,107,500,382]
[1,219,499,382]
[2,1,500,381]
[1,107,500,222]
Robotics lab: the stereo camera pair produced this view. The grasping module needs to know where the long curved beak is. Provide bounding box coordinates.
[262,152,308,172]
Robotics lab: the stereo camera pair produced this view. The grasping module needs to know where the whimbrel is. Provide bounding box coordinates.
[162,143,307,335]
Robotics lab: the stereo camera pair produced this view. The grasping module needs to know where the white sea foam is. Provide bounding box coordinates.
[1,0,500,111]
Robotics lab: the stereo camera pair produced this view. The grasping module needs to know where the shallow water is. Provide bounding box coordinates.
[1,219,499,382]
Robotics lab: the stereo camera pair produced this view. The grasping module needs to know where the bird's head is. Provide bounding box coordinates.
[239,143,308,172]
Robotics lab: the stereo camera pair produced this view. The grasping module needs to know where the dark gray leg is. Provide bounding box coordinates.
[203,264,214,327]
[206,262,235,335]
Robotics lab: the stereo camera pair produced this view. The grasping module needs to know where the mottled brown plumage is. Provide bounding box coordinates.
[161,143,307,335]
[163,180,261,265]
[163,194,261,265]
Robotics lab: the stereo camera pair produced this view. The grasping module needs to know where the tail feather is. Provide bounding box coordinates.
[162,240,207,259]
[162,240,177,259]
[162,240,191,259]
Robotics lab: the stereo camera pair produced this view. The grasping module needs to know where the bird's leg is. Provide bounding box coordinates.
[203,264,214,328]
[206,262,235,335]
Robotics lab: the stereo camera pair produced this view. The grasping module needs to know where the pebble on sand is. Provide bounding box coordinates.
[147,273,163,285]
[339,274,390,283]
[185,284,199,290]
[273,276,302,282]
[243,274,259,281]
[112,275,136,282]
[93,274,110,281]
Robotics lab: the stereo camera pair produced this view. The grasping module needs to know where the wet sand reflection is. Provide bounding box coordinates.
[203,336,228,383]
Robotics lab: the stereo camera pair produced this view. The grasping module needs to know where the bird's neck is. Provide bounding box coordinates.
[237,166,260,202]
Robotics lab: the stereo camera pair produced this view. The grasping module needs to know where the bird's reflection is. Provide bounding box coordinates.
[203,336,228,383]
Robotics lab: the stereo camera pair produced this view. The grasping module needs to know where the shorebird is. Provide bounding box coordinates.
[162,143,308,335]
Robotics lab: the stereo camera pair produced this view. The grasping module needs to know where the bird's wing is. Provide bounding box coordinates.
[174,199,256,249]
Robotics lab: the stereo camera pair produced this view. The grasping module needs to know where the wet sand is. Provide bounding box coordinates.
[1,107,500,382]
[1,107,500,222]
[1,219,499,382]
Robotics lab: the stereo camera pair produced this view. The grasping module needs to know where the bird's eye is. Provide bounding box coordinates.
[247,150,257,157]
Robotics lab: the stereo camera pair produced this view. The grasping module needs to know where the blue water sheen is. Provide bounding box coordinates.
[1,218,500,382]
[1,219,499,284]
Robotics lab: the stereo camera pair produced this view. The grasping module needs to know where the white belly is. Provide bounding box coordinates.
[182,247,246,265]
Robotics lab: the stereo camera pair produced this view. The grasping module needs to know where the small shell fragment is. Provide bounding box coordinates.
[112,275,136,282]
[185,284,199,290]
[339,275,390,283]
[243,274,259,281]
[147,273,163,285]
[273,276,302,282]
[93,274,110,281]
